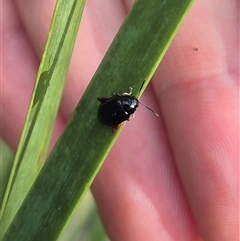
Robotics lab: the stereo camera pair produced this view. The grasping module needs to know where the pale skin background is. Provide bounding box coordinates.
[1,0,239,240]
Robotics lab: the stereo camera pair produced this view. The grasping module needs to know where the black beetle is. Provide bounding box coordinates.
[97,87,158,132]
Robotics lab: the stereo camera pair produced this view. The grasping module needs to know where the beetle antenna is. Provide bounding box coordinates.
[139,101,159,116]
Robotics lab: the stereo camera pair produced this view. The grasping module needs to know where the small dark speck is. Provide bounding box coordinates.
[192,47,199,51]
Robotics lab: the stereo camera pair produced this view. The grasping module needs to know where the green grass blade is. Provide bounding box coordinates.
[2,0,194,240]
[0,139,14,206]
[0,0,86,237]
[59,191,109,241]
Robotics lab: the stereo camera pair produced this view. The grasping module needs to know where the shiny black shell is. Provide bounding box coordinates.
[97,94,139,131]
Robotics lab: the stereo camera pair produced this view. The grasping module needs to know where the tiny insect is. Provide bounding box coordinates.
[97,87,158,132]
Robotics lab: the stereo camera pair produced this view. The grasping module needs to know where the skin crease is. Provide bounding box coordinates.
[1,0,238,240]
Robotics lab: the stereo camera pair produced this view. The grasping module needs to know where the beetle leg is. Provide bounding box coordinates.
[112,122,126,132]
[127,114,134,121]
[97,97,110,103]
[122,87,133,96]
[112,124,120,133]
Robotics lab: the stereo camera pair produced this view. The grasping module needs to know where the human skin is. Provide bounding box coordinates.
[1,0,239,240]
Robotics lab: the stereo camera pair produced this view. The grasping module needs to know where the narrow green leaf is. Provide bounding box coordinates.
[2,0,194,240]
[0,0,86,237]
[0,139,13,206]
